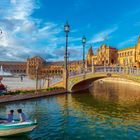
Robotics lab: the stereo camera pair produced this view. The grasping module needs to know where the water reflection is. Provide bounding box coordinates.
[91,80,140,105]
[71,80,140,115]
[0,81,140,140]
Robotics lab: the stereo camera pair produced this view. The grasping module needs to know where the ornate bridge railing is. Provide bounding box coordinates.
[67,66,140,91]
[93,66,140,75]
[50,66,140,91]
[69,66,140,76]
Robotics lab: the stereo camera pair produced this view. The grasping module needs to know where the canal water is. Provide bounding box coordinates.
[0,80,140,140]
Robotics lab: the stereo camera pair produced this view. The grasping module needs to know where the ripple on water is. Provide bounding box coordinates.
[0,81,140,140]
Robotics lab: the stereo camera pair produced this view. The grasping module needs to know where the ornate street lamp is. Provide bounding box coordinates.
[64,22,70,91]
[68,52,70,64]
[82,35,86,74]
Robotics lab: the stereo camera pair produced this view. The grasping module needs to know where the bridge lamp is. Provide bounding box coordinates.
[64,21,70,91]
[64,22,70,33]
[82,35,86,44]
[82,35,86,74]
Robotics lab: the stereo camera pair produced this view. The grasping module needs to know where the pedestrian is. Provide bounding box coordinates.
[20,76,23,82]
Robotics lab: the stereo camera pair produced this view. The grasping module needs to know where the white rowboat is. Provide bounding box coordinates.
[0,120,37,137]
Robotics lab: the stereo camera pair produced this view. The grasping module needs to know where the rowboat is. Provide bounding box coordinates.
[0,120,37,137]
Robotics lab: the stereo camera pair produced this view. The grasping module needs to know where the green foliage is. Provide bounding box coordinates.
[5,87,64,95]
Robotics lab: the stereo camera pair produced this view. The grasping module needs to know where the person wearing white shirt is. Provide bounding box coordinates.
[17,109,26,122]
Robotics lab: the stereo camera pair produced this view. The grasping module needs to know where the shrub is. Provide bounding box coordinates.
[5,86,65,96]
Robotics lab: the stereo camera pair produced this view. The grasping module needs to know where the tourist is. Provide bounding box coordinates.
[17,109,26,122]
[20,76,23,82]
[7,110,14,123]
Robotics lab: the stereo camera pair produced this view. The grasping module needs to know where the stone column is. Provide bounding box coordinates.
[92,65,95,73]
[104,66,106,73]
[92,58,94,73]
[63,69,69,90]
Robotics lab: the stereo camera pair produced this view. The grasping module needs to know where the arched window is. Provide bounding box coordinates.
[111,59,114,64]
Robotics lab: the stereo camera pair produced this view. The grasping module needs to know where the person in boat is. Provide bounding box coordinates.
[0,110,14,124]
[7,110,14,123]
[17,109,26,122]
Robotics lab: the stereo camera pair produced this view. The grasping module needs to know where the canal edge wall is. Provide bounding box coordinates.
[0,89,67,104]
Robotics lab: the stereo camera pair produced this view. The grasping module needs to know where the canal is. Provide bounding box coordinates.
[0,80,140,140]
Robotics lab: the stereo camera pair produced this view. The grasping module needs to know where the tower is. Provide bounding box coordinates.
[86,45,94,66]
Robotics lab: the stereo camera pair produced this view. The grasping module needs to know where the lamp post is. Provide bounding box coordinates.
[64,22,70,91]
[82,35,86,74]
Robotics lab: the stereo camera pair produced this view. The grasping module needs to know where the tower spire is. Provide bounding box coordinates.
[88,45,94,56]
[86,45,94,66]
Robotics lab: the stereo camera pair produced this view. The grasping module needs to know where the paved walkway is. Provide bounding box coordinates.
[2,77,36,91]
[1,77,63,91]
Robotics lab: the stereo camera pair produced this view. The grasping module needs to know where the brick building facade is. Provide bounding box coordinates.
[87,36,140,68]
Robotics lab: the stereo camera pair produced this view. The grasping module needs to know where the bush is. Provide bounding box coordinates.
[5,86,65,95]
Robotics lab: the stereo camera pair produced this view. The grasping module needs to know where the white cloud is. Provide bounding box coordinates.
[10,0,16,4]
[53,45,83,61]
[89,26,118,43]
[0,0,89,61]
[117,36,138,49]
[0,0,65,61]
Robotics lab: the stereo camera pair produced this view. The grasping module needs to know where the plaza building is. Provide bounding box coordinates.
[86,44,117,66]
[0,61,26,75]
[118,36,140,67]
[26,56,82,79]
[87,36,140,68]
[0,57,82,79]
[0,36,140,79]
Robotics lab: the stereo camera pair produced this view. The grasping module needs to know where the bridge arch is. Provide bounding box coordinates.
[70,76,106,93]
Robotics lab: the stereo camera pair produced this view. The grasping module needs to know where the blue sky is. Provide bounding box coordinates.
[0,0,140,61]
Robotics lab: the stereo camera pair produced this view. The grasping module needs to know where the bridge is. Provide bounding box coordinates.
[50,66,140,92]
